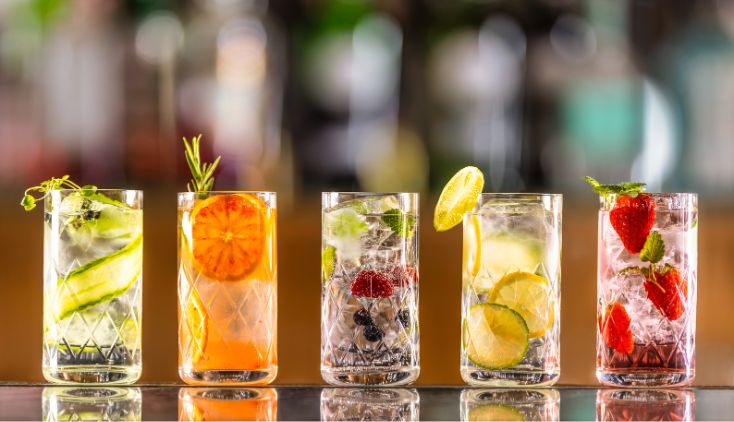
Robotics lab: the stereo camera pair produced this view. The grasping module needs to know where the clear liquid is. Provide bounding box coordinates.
[43,198,142,384]
[321,199,419,386]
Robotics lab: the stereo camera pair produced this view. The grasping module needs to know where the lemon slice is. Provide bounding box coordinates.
[470,233,542,292]
[433,166,484,232]
[463,214,482,279]
[183,288,207,364]
[468,404,525,421]
[464,303,529,370]
[489,271,554,338]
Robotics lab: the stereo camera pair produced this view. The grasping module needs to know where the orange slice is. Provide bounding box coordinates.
[183,287,207,364]
[191,194,266,281]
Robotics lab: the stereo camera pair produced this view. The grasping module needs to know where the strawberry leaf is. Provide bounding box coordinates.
[640,231,664,264]
[584,176,646,198]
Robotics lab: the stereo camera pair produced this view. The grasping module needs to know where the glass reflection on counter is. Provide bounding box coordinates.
[320,388,419,421]
[178,388,277,421]
[596,389,694,421]
[42,387,141,421]
[460,389,559,421]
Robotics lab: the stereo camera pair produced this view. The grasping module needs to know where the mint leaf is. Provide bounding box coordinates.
[382,208,415,238]
[21,194,36,211]
[640,231,664,264]
[585,176,646,198]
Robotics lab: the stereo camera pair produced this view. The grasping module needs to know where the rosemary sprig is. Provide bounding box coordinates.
[183,134,221,193]
[20,175,97,211]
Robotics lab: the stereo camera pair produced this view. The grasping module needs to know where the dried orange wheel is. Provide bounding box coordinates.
[190,194,266,281]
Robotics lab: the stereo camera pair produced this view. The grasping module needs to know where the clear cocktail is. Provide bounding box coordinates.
[461,194,561,386]
[321,192,419,386]
[43,189,143,384]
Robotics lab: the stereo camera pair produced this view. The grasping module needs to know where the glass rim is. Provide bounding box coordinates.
[476,193,562,198]
[606,192,698,198]
[178,190,276,195]
[321,191,419,195]
[49,188,142,194]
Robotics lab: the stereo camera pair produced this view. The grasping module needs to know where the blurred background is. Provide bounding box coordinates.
[1,0,734,385]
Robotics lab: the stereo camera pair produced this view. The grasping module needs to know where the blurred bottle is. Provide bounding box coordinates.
[43,387,141,422]
[293,0,421,192]
[424,2,527,191]
[177,0,285,190]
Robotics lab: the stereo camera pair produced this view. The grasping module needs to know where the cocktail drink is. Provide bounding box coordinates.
[595,190,697,386]
[42,387,142,421]
[321,388,419,421]
[179,388,277,421]
[596,389,694,421]
[461,194,561,386]
[321,192,419,386]
[461,389,560,422]
[43,189,143,384]
[178,192,277,385]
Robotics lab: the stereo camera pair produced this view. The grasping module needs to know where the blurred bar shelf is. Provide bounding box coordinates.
[0,384,732,420]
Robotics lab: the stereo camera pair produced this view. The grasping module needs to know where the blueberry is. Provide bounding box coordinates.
[397,309,410,328]
[353,308,373,326]
[363,324,383,342]
[84,210,101,220]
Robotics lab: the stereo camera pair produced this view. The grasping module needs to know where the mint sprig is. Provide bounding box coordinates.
[585,176,646,198]
[183,134,221,193]
[20,175,97,211]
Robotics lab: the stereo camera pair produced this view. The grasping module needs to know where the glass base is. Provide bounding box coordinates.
[321,367,419,386]
[179,368,277,386]
[43,366,141,385]
[597,370,694,387]
[461,368,560,387]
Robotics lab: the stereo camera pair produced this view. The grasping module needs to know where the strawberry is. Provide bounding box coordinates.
[351,270,394,298]
[610,194,656,254]
[644,265,687,321]
[390,265,418,288]
[585,177,655,254]
[600,301,634,354]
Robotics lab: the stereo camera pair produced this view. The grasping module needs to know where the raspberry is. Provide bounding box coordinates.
[350,270,394,298]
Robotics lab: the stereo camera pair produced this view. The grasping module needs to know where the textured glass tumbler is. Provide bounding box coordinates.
[461,194,561,386]
[178,192,277,385]
[596,389,695,421]
[321,388,419,421]
[321,192,420,386]
[596,193,697,387]
[43,190,143,384]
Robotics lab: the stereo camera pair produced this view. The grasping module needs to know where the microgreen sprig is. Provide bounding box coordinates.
[20,175,97,211]
[183,134,221,193]
[585,176,646,198]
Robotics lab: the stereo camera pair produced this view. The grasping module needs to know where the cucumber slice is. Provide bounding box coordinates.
[52,235,143,321]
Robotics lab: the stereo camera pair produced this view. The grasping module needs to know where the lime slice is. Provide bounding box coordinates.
[51,235,143,321]
[472,233,542,292]
[433,166,484,232]
[489,271,554,338]
[468,404,525,421]
[464,303,529,370]
[463,214,482,279]
[322,245,336,284]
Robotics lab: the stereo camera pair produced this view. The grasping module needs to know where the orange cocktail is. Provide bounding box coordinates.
[178,192,277,385]
[179,388,277,421]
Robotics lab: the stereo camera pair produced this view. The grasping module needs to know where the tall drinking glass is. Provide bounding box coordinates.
[43,189,143,384]
[597,193,697,386]
[461,389,560,422]
[43,387,142,421]
[596,389,695,421]
[461,194,561,386]
[179,388,278,421]
[178,192,277,385]
[321,192,419,386]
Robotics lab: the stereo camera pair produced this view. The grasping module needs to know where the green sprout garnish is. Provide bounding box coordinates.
[20,175,97,211]
[183,134,221,193]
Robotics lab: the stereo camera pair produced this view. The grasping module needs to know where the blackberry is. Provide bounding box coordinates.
[363,324,383,342]
[353,308,373,326]
[84,210,101,220]
[397,309,410,328]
